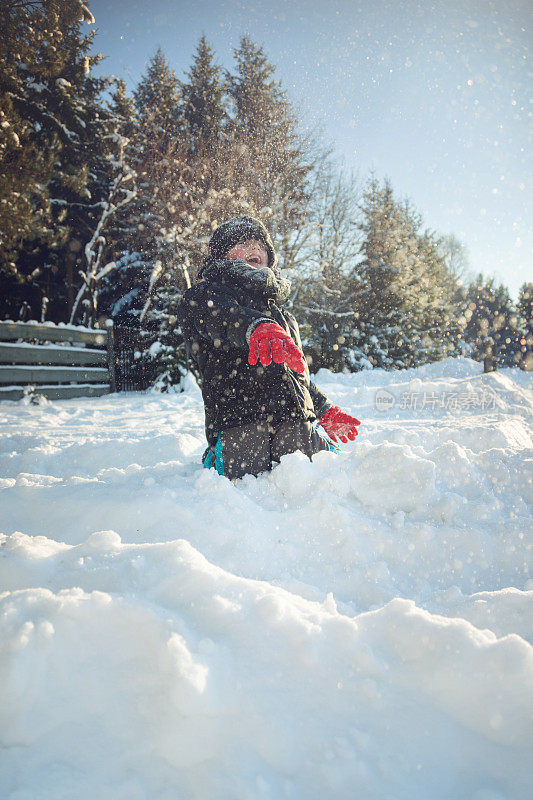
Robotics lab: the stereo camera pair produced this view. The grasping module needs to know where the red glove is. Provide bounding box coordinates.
[319,405,361,443]
[248,322,306,373]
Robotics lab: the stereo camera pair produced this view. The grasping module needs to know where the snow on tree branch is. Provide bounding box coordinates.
[70,131,137,327]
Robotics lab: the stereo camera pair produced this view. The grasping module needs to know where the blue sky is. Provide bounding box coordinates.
[89,0,531,298]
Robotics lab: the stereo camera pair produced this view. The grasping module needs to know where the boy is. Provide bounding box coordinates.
[178,216,360,480]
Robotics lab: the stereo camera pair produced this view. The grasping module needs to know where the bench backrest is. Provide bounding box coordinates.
[0,321,115,401]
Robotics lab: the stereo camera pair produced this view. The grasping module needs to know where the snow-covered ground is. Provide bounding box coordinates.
[1,357,532,800]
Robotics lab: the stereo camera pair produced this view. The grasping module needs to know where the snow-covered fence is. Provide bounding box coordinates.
[0,320,116,401]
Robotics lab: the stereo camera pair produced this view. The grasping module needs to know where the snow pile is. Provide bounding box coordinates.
[1,357,532,799]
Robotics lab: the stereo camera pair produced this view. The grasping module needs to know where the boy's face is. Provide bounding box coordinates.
[225,238,268,269]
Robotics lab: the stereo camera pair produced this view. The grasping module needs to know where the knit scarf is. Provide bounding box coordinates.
[199,257,291,305]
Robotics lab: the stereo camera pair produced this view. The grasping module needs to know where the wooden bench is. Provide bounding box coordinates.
[0,321,116,401]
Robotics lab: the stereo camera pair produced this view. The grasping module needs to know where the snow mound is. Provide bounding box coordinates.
[1,357,532,799]
[2,535,532,800]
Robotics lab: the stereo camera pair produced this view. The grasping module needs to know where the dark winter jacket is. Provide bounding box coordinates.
[177,257,332,449]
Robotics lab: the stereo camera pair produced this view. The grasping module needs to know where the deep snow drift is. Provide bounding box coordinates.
[0,357,532,800]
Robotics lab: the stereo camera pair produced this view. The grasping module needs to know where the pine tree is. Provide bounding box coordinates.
[0,0,110,321]
[222,36,311,258]
[352,177,412,368]
[108,78,136,140]
[130,46,185,285]
[134,46,183,140]
[126,49,191,388]
[130,47,185,280]
[99,79,149,327]
[352,176,461,370]
[404,218,462,364]
[461,275,521,367]
[180,34,226,155]
[516,282,533,371]
[172,35,242,279]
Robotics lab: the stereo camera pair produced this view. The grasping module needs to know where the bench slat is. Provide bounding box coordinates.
[0,342,107,366]
[0,384,110,401]
[0,365,110,384]
[0,321,108,346]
